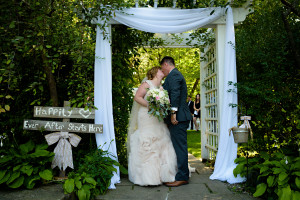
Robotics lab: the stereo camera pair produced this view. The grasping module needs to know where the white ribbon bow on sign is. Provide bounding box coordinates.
[45,131,81,171]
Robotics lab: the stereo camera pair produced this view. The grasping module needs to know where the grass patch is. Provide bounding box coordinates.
[187,130,201,159]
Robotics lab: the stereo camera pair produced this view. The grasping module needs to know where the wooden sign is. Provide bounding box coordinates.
[34,106,95,119]
[23,119,103,133]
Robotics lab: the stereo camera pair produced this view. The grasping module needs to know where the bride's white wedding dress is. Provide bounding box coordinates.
[128,80,177,186]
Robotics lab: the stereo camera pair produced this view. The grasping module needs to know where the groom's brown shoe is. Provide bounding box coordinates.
[165,180,188,187]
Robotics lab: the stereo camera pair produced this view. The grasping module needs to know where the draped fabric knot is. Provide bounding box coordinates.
[240,116,253,140]
[45,131,81,171]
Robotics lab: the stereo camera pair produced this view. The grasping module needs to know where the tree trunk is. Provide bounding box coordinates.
[190,78,200,96]
[41,50,59,106]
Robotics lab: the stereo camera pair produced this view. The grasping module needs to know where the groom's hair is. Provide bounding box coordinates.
[160,56,175,66]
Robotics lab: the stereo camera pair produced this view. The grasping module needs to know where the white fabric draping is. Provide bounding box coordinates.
[114,7,224,33]
[209,7,246,184]
[95,6,244,189]
[94,22,120,189]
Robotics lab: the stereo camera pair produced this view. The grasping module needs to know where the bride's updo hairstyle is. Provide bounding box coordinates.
[146,66,161,80]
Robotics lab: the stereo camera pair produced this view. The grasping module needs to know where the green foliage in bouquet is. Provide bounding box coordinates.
[0,140,54,189]
[234,150,300,200]
[146,88,171,122]
[63,146,128,199]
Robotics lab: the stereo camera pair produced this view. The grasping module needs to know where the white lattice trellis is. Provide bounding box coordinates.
[201,42,219,160]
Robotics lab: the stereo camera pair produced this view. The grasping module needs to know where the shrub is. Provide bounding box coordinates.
[63,146,128,200]
[234,150,300,200]
[0,140,54,189]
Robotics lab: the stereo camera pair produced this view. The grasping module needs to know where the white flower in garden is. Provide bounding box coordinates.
[285,157,288,164]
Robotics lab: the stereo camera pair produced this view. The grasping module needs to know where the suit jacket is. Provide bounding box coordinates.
[163,68,192,122]
[187,100,194,114]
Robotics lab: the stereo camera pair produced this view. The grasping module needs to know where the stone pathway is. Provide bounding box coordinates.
[0,154,258,200]
[96,154,257,200]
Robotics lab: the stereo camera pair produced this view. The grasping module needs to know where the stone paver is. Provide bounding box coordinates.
[0,183,64,200]
[0,154,258,200]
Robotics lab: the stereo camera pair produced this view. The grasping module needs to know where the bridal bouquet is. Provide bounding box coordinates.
[146,87,171,122]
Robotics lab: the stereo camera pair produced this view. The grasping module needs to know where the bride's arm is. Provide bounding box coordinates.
[134,82,149,107]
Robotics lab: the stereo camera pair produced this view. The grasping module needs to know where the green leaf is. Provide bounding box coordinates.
[82,185,91,199]
[292,171,300,176]
[46,45,52,48]
[35,144,48,151]
[253,183,267,197]
[8,176,24,188]
[274,152,284,159]
[84,177,96,186]
[0,170,7,180]
[20,165,33,176]
[233,164,245,177]
[267,176,275,187]
[75,179,82,189]
[5,105,10,111]
[64,179,75,194]
[24,175,40,189]
[292,191,300,200]
[260,166,269,173]
[278,185,292,200]
[5,95,13,99]
[0,171,11,184]
[296,177,300,189]
[77,188,87,200]
[9,21,15,28]
[294,160,300,170]
[30,149,50,157]
[19,140,35,154]
[234,157,247,164]
[13,165,22,171]
[39,169,53,180]
[6,171,20,184]
[279,172,288,182]
[273,167,284,174]
[0,155,13,163]
[119,165,128,175]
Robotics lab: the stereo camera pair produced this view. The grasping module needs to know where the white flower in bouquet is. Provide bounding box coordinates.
[146,87,171,121]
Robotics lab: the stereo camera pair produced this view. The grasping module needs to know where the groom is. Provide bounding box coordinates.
[161,56,192,187]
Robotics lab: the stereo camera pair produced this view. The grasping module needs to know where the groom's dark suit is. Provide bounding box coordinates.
[163,68,192,181]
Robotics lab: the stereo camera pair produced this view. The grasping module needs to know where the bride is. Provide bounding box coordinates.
[127,66,177,186]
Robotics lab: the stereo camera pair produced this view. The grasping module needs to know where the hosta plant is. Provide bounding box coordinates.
[0,140,54,189]
[234,151,300,200]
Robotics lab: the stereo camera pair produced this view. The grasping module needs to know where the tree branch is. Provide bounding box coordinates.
[280,0,300,17]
